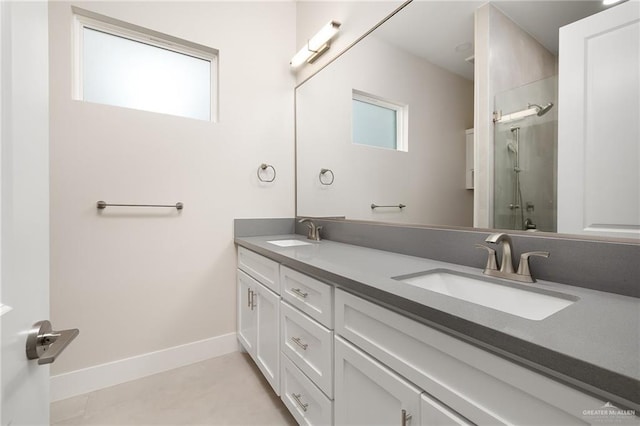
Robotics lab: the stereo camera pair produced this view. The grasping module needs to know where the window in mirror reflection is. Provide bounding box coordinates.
[352,90,407,151]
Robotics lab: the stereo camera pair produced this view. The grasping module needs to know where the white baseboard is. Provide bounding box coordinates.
[51,332,239,402]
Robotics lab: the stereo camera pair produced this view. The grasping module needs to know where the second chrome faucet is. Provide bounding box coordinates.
[298,218,323,241]
[476,232,549,283]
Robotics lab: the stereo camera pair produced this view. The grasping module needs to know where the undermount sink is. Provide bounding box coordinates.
[393,269,577,320]
[267,239,312,247]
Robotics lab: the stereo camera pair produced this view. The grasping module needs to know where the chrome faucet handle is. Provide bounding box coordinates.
[475,244,498,271]
[313,226,323,241]
[517,251,550,282]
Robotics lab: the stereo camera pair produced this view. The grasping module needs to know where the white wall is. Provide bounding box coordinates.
[294,1,403,84]
[474,4,557,228]
[49,1,295,377]
[297,35,474,226]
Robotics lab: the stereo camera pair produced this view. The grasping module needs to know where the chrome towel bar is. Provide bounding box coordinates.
[97,201,183,210]
[371,203,406,210]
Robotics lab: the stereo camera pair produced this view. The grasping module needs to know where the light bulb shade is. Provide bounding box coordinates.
[290,21,341,67]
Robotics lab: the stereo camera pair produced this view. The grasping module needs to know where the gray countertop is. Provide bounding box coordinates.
[235,234,640,410]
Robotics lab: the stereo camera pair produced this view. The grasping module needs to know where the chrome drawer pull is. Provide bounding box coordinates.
[291,336,308,350]
[291,393,309,412]
[401,409,412,426]
[250,290,257,310]
[291,288,308,299]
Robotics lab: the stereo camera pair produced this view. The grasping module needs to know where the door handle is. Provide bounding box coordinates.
[26,320,79,365]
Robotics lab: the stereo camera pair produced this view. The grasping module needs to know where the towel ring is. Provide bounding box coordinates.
[257,163,276,183]
[319,168,334,185]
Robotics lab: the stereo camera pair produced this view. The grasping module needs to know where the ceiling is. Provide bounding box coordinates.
[373,1,610,80]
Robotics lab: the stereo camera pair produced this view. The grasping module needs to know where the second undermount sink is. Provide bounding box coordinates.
[267,239,312,247]
[393,269,577,321]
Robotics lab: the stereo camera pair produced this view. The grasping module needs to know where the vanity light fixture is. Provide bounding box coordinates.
[290,21,341,68]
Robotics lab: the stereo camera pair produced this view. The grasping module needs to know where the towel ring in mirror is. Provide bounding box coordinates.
[257,163,276,182]
[319,168,334,185]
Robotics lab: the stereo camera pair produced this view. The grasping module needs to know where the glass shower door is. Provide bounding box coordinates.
[493,77,557,232]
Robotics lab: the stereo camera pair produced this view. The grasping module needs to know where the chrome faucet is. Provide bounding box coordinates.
[476,232,549,283]
[298,218,322,241]
[485,233,515,273]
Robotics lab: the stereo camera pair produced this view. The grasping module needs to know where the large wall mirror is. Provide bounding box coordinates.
[296,0,640,240]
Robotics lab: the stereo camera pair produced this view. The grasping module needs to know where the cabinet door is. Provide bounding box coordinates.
[420,393,472,426]
[335,336,422,426]
[255,283,281,395]
[237,270,257,357]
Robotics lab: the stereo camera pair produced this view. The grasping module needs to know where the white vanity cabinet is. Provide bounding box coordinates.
[335,288,605,425]
[237,248,281,395]
[236,244,613,426]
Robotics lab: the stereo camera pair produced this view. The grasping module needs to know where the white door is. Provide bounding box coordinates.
[255,283,280,395]
[1,1,51,425]
[334,336,422,426]
[557,1,640,239]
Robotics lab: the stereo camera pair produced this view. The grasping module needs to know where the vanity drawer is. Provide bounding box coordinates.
[281,301,333,398]
[281,266,333,328]
[237,247,280,294]
[335,289,604,425]
[281,353,333,426]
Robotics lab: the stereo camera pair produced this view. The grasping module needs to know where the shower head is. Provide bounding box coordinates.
[507,142,518,154]
[528,102,554,117]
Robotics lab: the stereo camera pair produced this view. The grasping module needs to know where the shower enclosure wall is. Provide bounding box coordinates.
[493,77,557,232]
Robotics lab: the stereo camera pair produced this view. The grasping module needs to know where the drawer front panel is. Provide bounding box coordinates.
[238,247,280,294]
[335,289,604,425]
[281,266,333,328]
[281,354,333,426]
[281,301,333,398]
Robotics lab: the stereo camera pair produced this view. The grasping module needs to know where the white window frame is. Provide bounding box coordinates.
[72,7,219,122]
[352,89,408,152]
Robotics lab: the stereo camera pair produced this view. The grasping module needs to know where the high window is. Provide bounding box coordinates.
[73,8,218,121]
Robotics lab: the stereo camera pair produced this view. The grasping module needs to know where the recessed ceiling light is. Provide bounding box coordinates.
[603,0,623,6]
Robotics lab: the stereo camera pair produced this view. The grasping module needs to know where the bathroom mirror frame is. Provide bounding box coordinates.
[294,0,640,244]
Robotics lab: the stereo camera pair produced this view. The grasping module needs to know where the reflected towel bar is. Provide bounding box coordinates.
[371,203,406,209]
[97,201,183,210]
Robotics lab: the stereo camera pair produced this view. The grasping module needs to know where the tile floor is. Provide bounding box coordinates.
[50,352,296,425]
